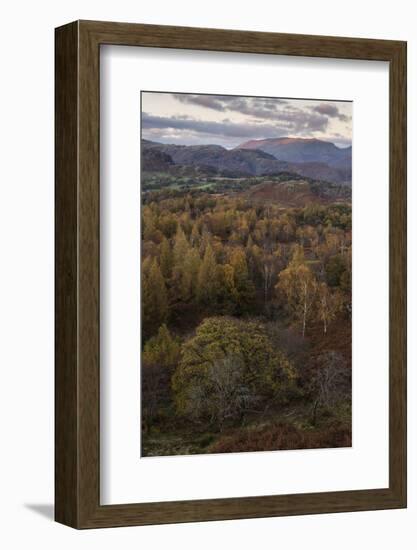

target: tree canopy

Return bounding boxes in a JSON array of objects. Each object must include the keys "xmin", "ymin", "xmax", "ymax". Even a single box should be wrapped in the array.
[{"xmin": 172, "ymin": 316, "xmax": 296, "ymax": 427}]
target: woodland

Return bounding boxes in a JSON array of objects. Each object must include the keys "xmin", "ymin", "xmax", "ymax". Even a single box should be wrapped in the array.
[{"xmin": 141, "ymin": 162, "xmax": 352, "ymax": 457}]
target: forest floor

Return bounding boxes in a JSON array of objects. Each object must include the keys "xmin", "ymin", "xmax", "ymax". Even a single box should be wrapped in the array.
[{"xmin": 141, "ymin": 399, "xmax": 351, "ymax": 457}]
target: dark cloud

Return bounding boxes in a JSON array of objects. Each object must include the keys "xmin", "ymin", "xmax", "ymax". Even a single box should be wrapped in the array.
[
  {"xmin": 142, "ymin": 108, "xmax": 329, "ymax": 147},
  {"xmin": 312, "ymin": 103, "xmax": 349, "ymax": 122},
  {"xmin": 142, "ymin": 112, "xmax": 283, "ymax": 138},
  {"xmin": 173, "ymin": 94, "xmax": 228, "ymax": 111},
  {"xmin": 173, "ymin": 94, "xmax": 287, "ymax": 119},
  {"xmin": 142, "ymin": 93, "xmax": 352, "ymax": 148}
]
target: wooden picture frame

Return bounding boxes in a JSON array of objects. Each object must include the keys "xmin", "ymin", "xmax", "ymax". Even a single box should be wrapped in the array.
[{"xmin": 55, "ymin": 20, "xmax": 407, "ymax": 529}]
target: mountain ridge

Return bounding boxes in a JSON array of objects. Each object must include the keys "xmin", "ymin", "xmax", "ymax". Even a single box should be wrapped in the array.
[
  {"xmin": 237, "ymin": 136, "xmax": 351, "ymax": 165},
  {"xmin": 142, "ymin": 138, "xmax": 351, "ymax": 185}
]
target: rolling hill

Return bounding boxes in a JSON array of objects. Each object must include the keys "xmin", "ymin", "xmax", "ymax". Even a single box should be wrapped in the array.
[
  {"xmin": 237, "ymin": 137, "xmax": 351, "ymax": 165},
  {"xmin": 142, "ymin": 140, "xmax": 292, "ymax": 177},
  {"xmin": 142, "ymin": 138, "xmax": 352, "ymax": 185},
  {"xmin": 237, "ymin": 137, "xmax": 351, "ymax": 182}
]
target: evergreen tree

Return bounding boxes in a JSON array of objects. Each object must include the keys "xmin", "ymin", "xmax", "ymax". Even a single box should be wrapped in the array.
[
  {"xmin": 197, "ymin": 243, "xmax": 219, "ymax": 306},
  {"xmin": 230, "ymin": 248, "xmax": 255, "ymax": 312},
  {"xmin": 159, "ymin": 237, "xmax": 173, "ymax": 280},
  {"xmin": 171, "ymin": 225, "xmax": 190, "ymax": 301},
  {"xmin": 173, "ymin": 225, "xmax": 189, "ymax": 265},
  {"xmin": 142, "ymin": 206, "xmax": 160, "ymax": 243},
  {"xmin": 190, "ymin": 223, "xmax": 200, "ymax": 247},
  {"xmin": 181, "ymin": 247, "xmax": 201, "ymax": 302},
  {"xmin": 142, "ymin": 324, "xmax": 181, "ymax": 367},
  {"xmin": 142, "ymin": 258, "xmax": 168, "ymax": 339}
]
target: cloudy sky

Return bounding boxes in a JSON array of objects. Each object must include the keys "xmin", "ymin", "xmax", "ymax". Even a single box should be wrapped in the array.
[{"xmin": 141, "ymin": 92, "xmax": 352, "ymax": 149}]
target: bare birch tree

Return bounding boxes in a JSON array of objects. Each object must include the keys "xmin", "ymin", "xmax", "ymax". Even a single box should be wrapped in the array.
[{"xmin": 276, "ymin": 246, "xmax": 317, "ymax": 337}]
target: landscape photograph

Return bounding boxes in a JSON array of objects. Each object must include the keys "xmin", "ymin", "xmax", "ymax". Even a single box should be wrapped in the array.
[{"xmin": 140, "ymin": 91, "xmax": 352, "ymax": 457}]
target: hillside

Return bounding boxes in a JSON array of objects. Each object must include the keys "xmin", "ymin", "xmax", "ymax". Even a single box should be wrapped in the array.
[
  {"xmin": 237, "ymin": 137, "xmax": 351, "ymax": 164},
  {"xmin": 142, "ymin": 139, "xmax": 292, "ymax": 177},
  {"xmin": 142, "ymin": 139, "xmax": 351, "ymax": 185},
  {"xmin": 237, "ymin": 137, "xmax": 352, "ymax": 182},
  {"xmin": 245, "ymin": 180, "xmax": 326, "ymax": 207}
]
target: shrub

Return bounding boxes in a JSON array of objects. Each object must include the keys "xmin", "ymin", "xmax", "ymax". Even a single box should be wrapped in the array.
[{"xmin": 209, "ymin": 422, "xmax": 351, "ymax": 453}]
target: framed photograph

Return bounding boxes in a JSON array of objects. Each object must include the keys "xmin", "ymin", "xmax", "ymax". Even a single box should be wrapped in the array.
[{"xmin": 55, "ymin": 20, "xmax": 406, "ymax": 528}]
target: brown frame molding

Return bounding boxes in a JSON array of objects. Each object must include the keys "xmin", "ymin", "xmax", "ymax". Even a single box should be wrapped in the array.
[{"xmin": 55, "ymin": 20, "xmax": 407, "ymax": 529}]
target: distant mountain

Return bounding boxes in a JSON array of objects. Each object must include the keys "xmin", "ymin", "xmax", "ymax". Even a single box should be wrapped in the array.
[
  {"xmin": 142, "ymin": 139, "xmax": 293, "ymax": 177},
  {"xmin": 142, "ymin": 139, "xmax": 351, "ymax": 184},
  {"xmin": 236, "ymin": 137, "xmax": 352, "ymax": 184},
  {"xmin": 238, "ymin": 137, "xmax": 351, "ymax": 164},
  {"xmin": 142, "ymin": 147, "xmax": 175, "ymax": 172}
]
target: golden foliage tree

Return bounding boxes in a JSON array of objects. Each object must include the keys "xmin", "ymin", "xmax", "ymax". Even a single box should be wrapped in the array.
[
  {"xmin": 181, "ymin": 247, "xmax": 201, "ymax": 302},
  {"xmin": 143, "ymin": 324, "xmax": 181, "ymax": 368},
  {"xmin": 159, "ymin": 237, "xmax": 173, "ymax": 280},
  {"xmin": 229, "ymin": 248, "xmax": 255, "ymax": 312},
  {"xmin": 317, "ymin": 282, "xmax": 343, "ymax": 334},
  {"xmin": 171, "ymin": 225, "xmax": 191, "ymax": 301},
  {"xmin": 276, "ymin": 246, "xmax": 317, "ymax": 337},
  {"xmin": 197, "ymin": 243, "xmax": 219, "ymax": 305},
  {"xmin": 142, "ymin": 257, "xmax": 168, "ymax": 339}
]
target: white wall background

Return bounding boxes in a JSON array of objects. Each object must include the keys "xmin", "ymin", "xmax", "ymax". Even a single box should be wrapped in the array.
[{"xmin": 0, "ymin": 0, "xmax": 414, "ymax": 547}]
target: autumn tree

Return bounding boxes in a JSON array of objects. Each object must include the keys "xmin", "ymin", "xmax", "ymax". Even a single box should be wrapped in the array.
[
  {"xmin": 245, "ymin": 236, "xmax": 257, "ymax": 281},
  {"xmin": 142, "ymin": 257, "xmax": 168, "ymax": 340},
  {"xmin": 142, "ymin": 205, "xmax": 163, "ymax": 243},
  {"xmin": 276, "ymin": 246, "xmax": 317, "ymax": 337},
  {"xmin": 302, "ymin": 203, "xmax": 325, "ymax": 225},
  {"xmin": 143, "ymin": 324, "xmax": 181, "ymax": 368},
  {"xmin": 317, "ymin": 282, "xmax": 343, "ymax": 334},
  {"xmin": 171, "ymin": 225, "xmax": 191, "ymax": 301},
  {"xmin": 173, "ymin": 225, "xmax": 189, "ymax": 265},
  {"xmin": 197, "ymin": 243, "xmax": 219, "ymax": 306},
  {"xmin": 159, "ymin": 237, "xmax": 173, "ymax": 280},
  {"xmin": 181, "ymin": 247, "xmax": 201, "ymax": 302},
  {"xmin": 324, "ymin": 227, "xmax": 345, "ymax": 255},
  {"xmin": 339, "ymin": 248, "xmax": 352, "ymax": 294},
  {"xmin": 199, "ymin": 228, "xmax": 212, "ymax": 257},
  {"xmin": 256, "ymin": 245, "xmax": 282, "ymax": 307},
  {"xmin": 172, "ymin": 317, "xmax": 296, "ymax": 428},
  {"xmin": 142, "ymin": 325, "xmax": 181, "ymax": 430},
  {"xmin": 190, "ymin": 223, "xmax": 200, "ymax": 247},
  {"xmin": 325, "ymin": 254, "xmax": 348, "ymax": 287},
  {"xmin": 309, "ymin": 351, "xmax": 350, "ymax": 424},
  {"xmin": 158, "ymin": 212, "xmax": 177, "ymax": 238},
  {"xmin": 219, "ymin": 263, "xmax": 237, "ymax": 309},
  {"xmin": 229, "ymin": 248, "xmax": 255, "ymax": 312},
  {"xmin": 142, "ymin": 205, "xmax": 156, "ymax": 241}
]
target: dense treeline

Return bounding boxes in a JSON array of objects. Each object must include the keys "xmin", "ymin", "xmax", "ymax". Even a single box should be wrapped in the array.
[{"xmin": 141, "ymin": 188, "xmax": 352, "ymax": 456}]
